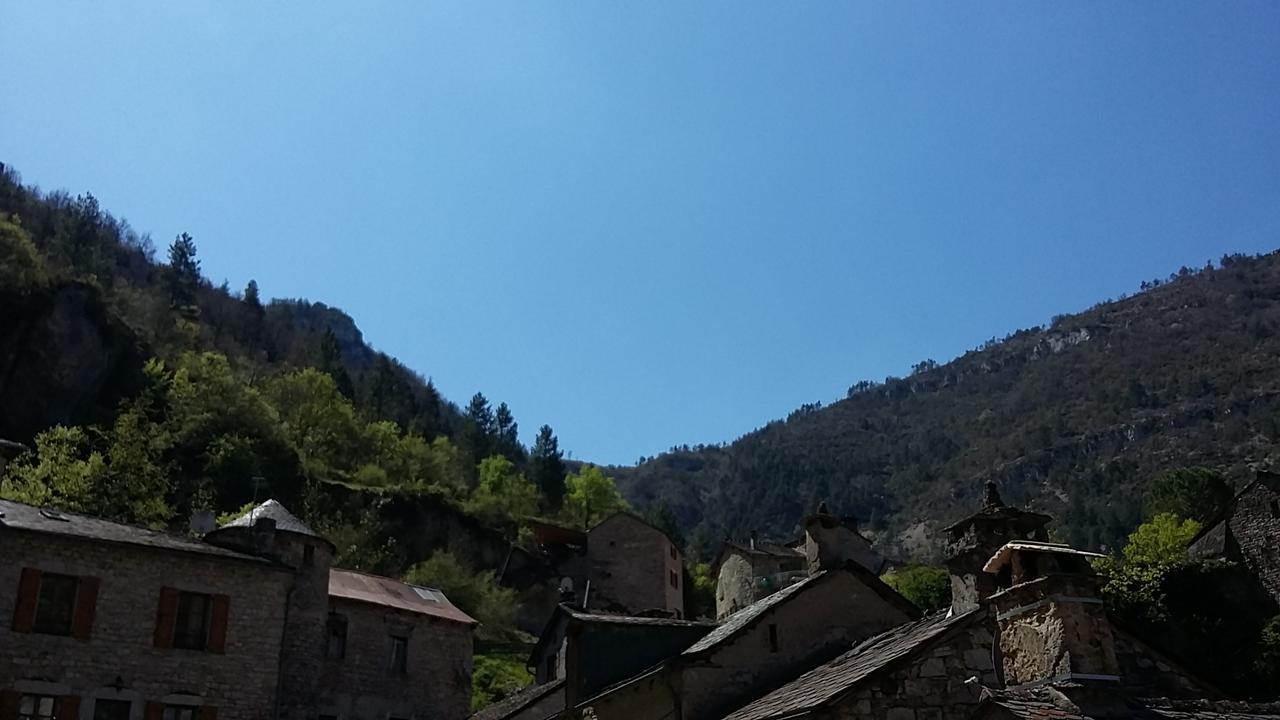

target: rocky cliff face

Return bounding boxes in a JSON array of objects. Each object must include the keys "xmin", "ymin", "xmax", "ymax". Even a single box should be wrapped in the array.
[{"xmin": 0, "ymin": 282, "xmax": 145, "ymax": 441}]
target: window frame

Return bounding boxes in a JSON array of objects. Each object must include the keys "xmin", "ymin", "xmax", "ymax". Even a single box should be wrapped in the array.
[
  {"xmin": 17, "ymin": 694, "xmax": 58, "ymax": 720},
  {"xmin": 172, "ymin": 591, "xmax": 213, "ymax": 651},
  {"xmin": 91, "ymin": 698, "xmax": 132, "ymax": 720},
  {"xmin": 32, "ymin": 572, "xmax": 79, "ymax": 636},
  {"xmin": 326, "ymin": 613, "xmax": 348, "ymax": 660},
  {"xmin": 388, "ymin": 635, "xmax": 408, "ymax": 675},
  {"xmin": 162, "ymin": 705, "xmax": 199, "ymax": 720}
]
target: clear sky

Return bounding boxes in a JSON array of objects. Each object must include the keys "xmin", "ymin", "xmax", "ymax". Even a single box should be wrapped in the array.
[{"xmin": 3, "ymin": 3, "xmax": 1279, "ymax": 465}]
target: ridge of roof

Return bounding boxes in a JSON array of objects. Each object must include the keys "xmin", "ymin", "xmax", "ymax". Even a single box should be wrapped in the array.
[
  {"xmin": 683, "ymin": 571, "xmax": 827, "ymax": 657},
  {"xmin": 0, "ymin": 498, "xmax": 276, "ymax": 565},
  {"xmin": 469, "ymin": 679, "xmax": 565, "ymax": 720},
  {"xmin": 329, "ymin": 567, "xmax": 476, "ymax": 625},
  {"xmin": 219, "ymin": 499, "xmax": 321, "ymax": 537},
  {"xmin": 723, "ymin": 608, "xmax": 985, "ymax": 720}
]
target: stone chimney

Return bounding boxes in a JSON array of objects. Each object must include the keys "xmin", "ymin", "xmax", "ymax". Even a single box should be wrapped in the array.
[
  {"xmin": 944, "ymin": 481, "xmax": 1052, "ymax": 612},
  {"xmin": 984, "ymin": 540, "xmax": 1120, "ymax": 689},
  {"xmin": 251, "ymin": 516, "xmax": 277, "ymax": 555},
  {"xmin": 803, "ymin": 502, "xmax": 883, "ymax": 574}
]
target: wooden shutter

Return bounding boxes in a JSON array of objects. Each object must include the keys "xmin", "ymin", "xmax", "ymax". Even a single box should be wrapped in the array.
[
  {"xmin": 197, "ymin": 706, "xmax": 217, "ymax": 720},
  {"xmin": 54, "ymin": 696, "xmax": 80, "ymax": 720},
  {"xmin": 12, "ymin": 567, "xmax": 42, "ymax": 632},
  {"xmin": 154, "ymin": 587, "xmax": 179, "ymax": 648},
  {"xmin": 0, "ymin": 690, "xmax": 21, "ymax": 720},
  {"xmin": 144, "ymin": 702, "xmax": 164, "ymax": 720},
  {"xmin": 71, "ymin": 577, "xmax": 100, "ymax": 641},
  {"xmin": 207, "ymin": 594, "xmax": 230, "ymax": 654}
]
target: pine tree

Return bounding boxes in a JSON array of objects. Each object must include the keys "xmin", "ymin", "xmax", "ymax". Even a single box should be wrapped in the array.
[
  {"xmin": 529, "ymin": 424, "xmax": 567, "ymax": 510},
  {"xmin": 167, "ymin": 232, "xmax": 201, "ymax": 311},
  {"xmin": 244, "ymin": 279, "xmax": 262, "ymax": 311},
  {"xmin": 494, "ymin": 402, "xmax": 522, "ymax": 460},
  {"xmin": 318, "ymin": 328, "xmax": 354, "ymax": 399}
]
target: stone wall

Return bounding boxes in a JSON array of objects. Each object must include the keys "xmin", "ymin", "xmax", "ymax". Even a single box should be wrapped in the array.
[
  {"xmin": 715, "ymin": 552, "xmax": 803, "ymax": 620},
  {"xmin": 683, "ymin": 572, "xmax": 915, "ymax": 720},
  {"xmin": 316, "ymin": 598, "xmax": 472, "ymax": 720},
  {"xmin": 586, "ymin": 515, "xmax": 681, "ymax": 617},
  {"xmin": 1, "ymin": 530, "xmax": 292, "ymax": 720},
  {"xmin": 1230, "ymin": 479, "xmax": 1280, "ymax": 604},
  {"xmin": 828, "ymin": 625, "xmax": 995, "ymax": 720}
]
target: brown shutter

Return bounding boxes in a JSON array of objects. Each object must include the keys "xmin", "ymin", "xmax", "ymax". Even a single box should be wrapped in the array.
[
  {"xmin": 12, "ymin": 567, "xmax": 42, "ymax": 632},
  {"xmin": 207, "ymin": 594, "xmax": 230, "ymax": 654},
  {"xmin": 55, "ymin": 695, "xmax": 80, "ymax": 720},
  {"xmin": 154, "ymin": 587, "xmax": 179, "ymax": 648},
  {"xmin": 144, "ymin": 702, "xmax": 164, "ymax": 720},
  {"xmin": 71, "ymin": 577, "xmax": 100, "ymax": 641},
  {"xmin": 197, "ymin": 706, "xmax": 217, "ymax": 720},
  {"xmin": 0, "ymin": 690, "xmax": 20, "ymax": 720}
]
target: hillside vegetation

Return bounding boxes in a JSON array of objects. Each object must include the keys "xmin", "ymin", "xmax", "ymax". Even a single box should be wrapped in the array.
[{"xmin": 614, "ymin": 250, "xmax": 1280, "ymax": 559}]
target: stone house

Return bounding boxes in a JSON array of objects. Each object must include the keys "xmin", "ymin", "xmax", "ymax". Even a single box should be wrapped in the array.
[
  {"xmin": 1, "ymin": 498, "xmax": 475, "ymax": 720},
  {"xmin": 525, "ymin": 513, "xmax": 685, "ymax": 620},
  {"xmin": 1189, "ymin": 470, "xmax": 1280, "ymax": 606},
  {"xmin": 715, "ymin": 486, "xmax": 1217, "ymax": 720},
  {"xmin": 971, "ymin": 541, "xmax": 1280, "ymax": 720},
  {"xmin": 568, "ymin": 562, "xmax": 921, "ymax": 720},
  {"xmin": 714, "ymin": 504, "xmax": 882, "ymax": 621},
  {"xmin": 480, "ymin": 608, "xmax": 715, "ymax": 720}
]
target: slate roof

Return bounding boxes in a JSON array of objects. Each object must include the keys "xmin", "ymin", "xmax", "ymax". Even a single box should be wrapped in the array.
[
  {"xmin": 564, "ymin": 608, "xmax": 716, "ymax": 628},
  {"xmin": 684, "ymin": 571, "xmax": 825, "ymax": 656},
  {"xmin": 329, "ymin": 568, "xmax": 476, "ymax": 625},
  {"xmin": 469, "ymin": 678, "xmax": 565, "ymax": 720},
  {"xmin": 220, "ymin": 499, "xmax": 322, "ymax": 537},
  {"xmin": 0, "ymin": 498, "xmax": 273, "ymax": 564},
  {"xmin": 722, "ymin": 608, "xmax": 982, "ymax": 720},
  {"xmin": 980, "ymin": 686, "xmax": 1280, "ymax": 720}
]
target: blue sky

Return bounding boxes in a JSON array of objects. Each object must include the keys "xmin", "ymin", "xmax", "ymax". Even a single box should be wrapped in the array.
[{"xmin": 3, "ymin": 3, "xmax": 1279, "ymax": 465}]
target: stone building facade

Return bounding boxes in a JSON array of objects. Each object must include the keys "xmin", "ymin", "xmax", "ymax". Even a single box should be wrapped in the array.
[
  {"xmin": 570, "ymin": 565, "xmax": 920, "ymax": 720},
  {"xmin": 1, "ymin": 499, "xmax": 475, "ymax": 720},
  {"xmin": 1189, "ymin": 470, "xmax": 1280, "ymax": 606},
  {"xmin": 713, "ymin": 540, "xmax": 805, "ymax": 620},
  {"xmin": 525, "ymin": 513, "xmax": 685, "ymax": 620}
]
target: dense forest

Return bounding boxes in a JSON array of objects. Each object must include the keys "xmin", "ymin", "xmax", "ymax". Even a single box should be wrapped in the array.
[{"xmin": 613, "ymin": 250, "xmax": 1280, "ymax": 559}]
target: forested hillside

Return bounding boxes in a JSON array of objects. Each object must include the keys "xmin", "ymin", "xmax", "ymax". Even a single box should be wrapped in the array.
[
  {"xmin": 615, "ymin": 250, "xmax": 1280, "ymax": 559},
  {"xmin": 0, "ymin": 164, "xmax": 635, "ymax": 588}
]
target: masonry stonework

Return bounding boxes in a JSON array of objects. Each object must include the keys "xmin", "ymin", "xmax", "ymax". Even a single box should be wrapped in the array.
[{"xmin": 1, "ymin": 531, "xmax": 292, "ymax": 720}]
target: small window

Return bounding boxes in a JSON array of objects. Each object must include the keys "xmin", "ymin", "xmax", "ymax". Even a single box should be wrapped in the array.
[
  {"xmin": 18, "ymin": 695, "xmax": 57, "ymax": 720},
  {"xmin": 162, "ymin": 706, "xmax": 197, "ymax": 720},
  {"xmin": 669, "ymin": 570, "xmax": 679, "ymax": 589},
  {"xmin": 389, "ymin": 635, "xmax": 408, "ymax": 674},
  {"xmin": 303, "ymin": 544, "xmax": 315, "ymax": 566},
  {"xmin": 326, "ymin": 614, "xmax": 348, "ymax": 660},
  {"xmin": 92, "ymin": 699, "xmax": 131, "ymax": 720},
  {"xmin": 318, "ymin": 715, "xmax": 338, "ymax": 720},
  {"xmin": 1270, "ymin": 500, "xmax": 1279, "ymax": 518},
  {"xmin": 173, "ymin": 591, "xmax": 212, "ymax": 650},
  {"xmin": 33, "ymin": 573, "xmax": 79, "ymax": 635},
  {"xmin": 768, "ymin": 623, "xmax": 779, "ymax": 653},
  {"xmin": 545, "ymin": 655, "xmax": 556, "ymax": 680},
  {"xmin": 670, "ymin": 545, "xmax": 678, "ymax": 560}
]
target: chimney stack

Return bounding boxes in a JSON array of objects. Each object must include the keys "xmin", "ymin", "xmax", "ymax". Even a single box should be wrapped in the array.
[
  {"xmin": 944, "ymin": 481, "xmax": 1052, "ymax": 612},
  {"xmin": 803, "ymin": 502, "xmax": 883, "ymax": 574},
  {"xmin": 984, "ymin": 541, "xmax": 1119, "ymax": 688},
  {"xmin": 252, "ymin": 516, "xmax": 277, "ymax": 556}
]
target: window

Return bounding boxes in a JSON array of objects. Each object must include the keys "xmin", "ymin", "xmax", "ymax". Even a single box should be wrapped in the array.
[
  {"xmin": 18, "ymin": 695, "xmax": 57, "ymax": 720},
  {"xmin": 669, "ymin": 570, "xmax": 679, "ymax": 589},
  {"xmin": 545, "ymin": 655, "xmax": 556, "ymax": 680},
  {"xmin": 318, "ymin": 715, "xmax": 338, "ymax": 720},
  {"xmin": 388, "ymin": 636, "xmax": 408, "ymax": 674},
  {"xmin": 768, "ymin": 623, "xmax": 779, "ymax": 653},
  {"xmin": 1271, "ymin": 500, "xmax": 1279, "ymax": 518},
  {"xmin": 326, "ymin": 614, "xmax": 348, "ymax": 660},
  {"xmin": 173, "ymin": 592, "xmax": 212, "ymax": 650},
  {"xmin": 33, "ymin": 573, "xmax": 79, "ymax": 635},
  {"xmin": 92, "ymin": 699, "xmax": 131, "ymax": 720},
  {"xmin": 670, "ymin": 545, "xmax": 678, "ymax": 560},
  {"xmin": 303, "ymin": 544, "xmax": 315, "ymax": 566},
  {"xmin": 162, "ymin": 706, "xmax": 197, "ymax": 720}
]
